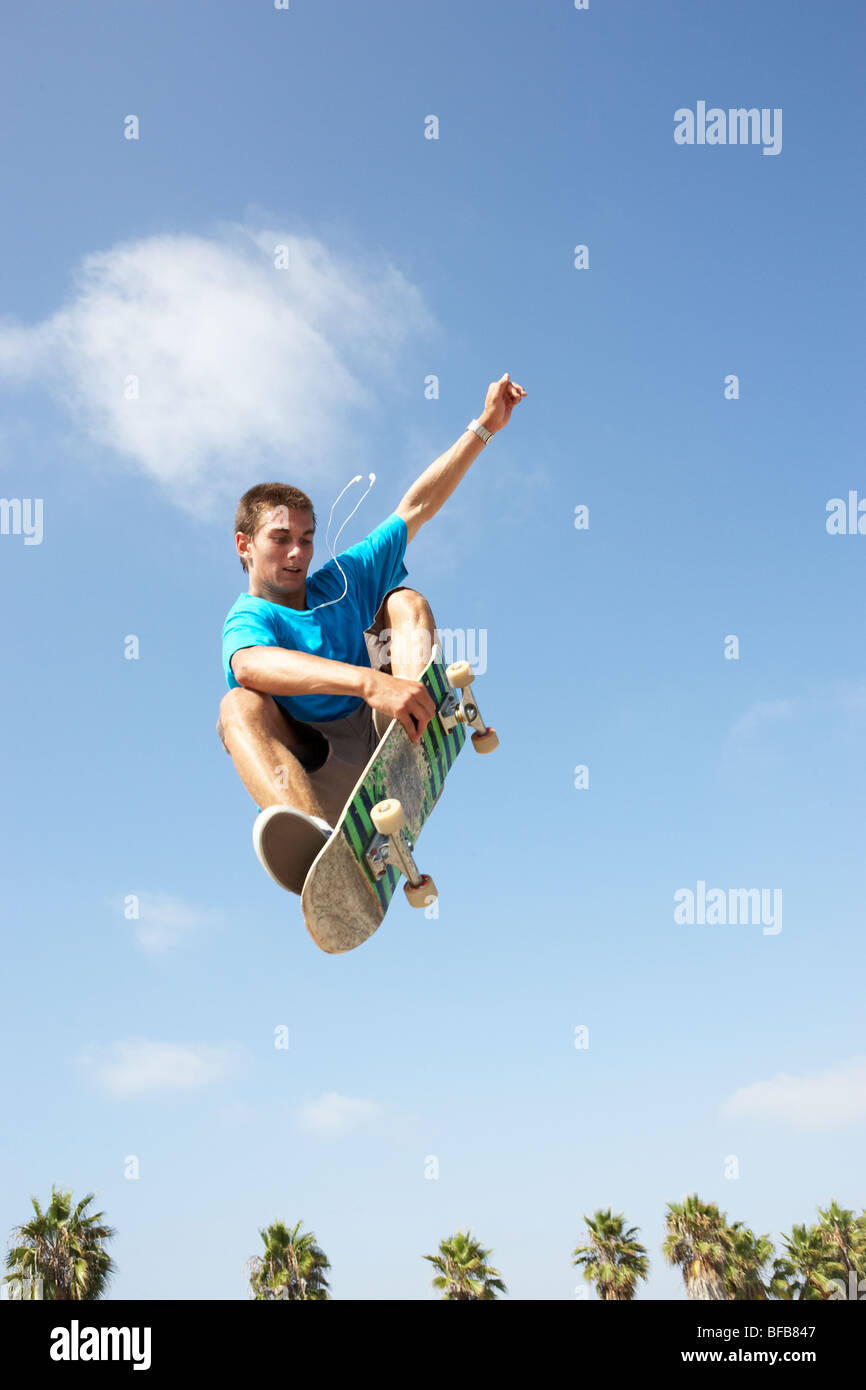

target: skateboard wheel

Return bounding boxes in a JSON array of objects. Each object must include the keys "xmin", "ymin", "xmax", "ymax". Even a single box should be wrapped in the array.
[
  {"xmin": 405, "ymin": 874, "xmax": 437, "ymax": 909},
  {"xmin": 445, "ymin": 660, "xmax": 473, "ymax": 689},
  {"xmin": 471, "ymin": 726, "xmax": 499, "ymax": 754},
  {"xmin": 371, "ymin": 798, "xmax": 406, "ymax": 835}
]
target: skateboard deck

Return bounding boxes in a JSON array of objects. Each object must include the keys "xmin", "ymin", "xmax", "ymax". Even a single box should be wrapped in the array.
[{"xmin": 300, "ymin": 651, "xmax": 466, "ymax": 953}]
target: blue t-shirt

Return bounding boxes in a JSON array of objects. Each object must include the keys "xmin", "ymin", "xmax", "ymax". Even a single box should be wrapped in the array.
[{"xmin": 222, "ymin": 511, "xmax": 409, "ymax": 722}]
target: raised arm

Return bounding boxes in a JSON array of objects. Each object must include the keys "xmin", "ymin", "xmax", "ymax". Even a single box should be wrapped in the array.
[{"xmin": 395, "ymin": 373, "xmax": 526, "ymax": 542}]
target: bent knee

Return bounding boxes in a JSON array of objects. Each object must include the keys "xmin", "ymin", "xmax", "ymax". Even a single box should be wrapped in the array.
[
  {"xmin": 385, "ymin": 585, "xmax": 425, "ymax": 609},
  {"xmin": 220, "ymin": 686, "xmax": 259, "ymax": 718},
  {"xmin": 217, "ymin": 687, "xmax": 270, "ymax": 743},
  {"xmin": 383, "ymin": 586, "xmax": 433, "ymax": 622}
]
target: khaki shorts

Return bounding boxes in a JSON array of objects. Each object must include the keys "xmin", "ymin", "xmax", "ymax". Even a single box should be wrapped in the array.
[{"xmin": 272, "ymin": 586, "xmax": 407, "ymax": 825}]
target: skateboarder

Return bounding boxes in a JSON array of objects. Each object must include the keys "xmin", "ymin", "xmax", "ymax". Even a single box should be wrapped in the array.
[{"xmin": 218, "ymin": 372, "xmax": 526, "ymax": 892}]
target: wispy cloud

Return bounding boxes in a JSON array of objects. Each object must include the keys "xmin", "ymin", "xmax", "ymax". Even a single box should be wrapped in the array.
[
  {"xmin": 727, "ymin": 682, "xmax": 866, "ymax": 748},
  {"xmin": 295, "ymin": 1091, "xmax": 386, "ymax": 1137},
  {"xmin": 0, "ymin": 224, "xmax": 433, "ymax": 515},
  {"xmin": 115, "ymin": 891, "xmax": 217, "ymax": 953},
  {"xmin": 721, "ymin": 1057, "xmax": 866, "ymax": 1131},
  {"xmin": 728, "ymin": 698, "xmax": 798, "ymax": 743},
  {"xmin": 82, "ymin": 1039, "xmax": 241, "ymax": 1097}
]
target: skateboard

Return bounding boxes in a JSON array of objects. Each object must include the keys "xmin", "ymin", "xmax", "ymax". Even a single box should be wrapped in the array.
[{"xmin": 300, "ymin": 645, "xmax": 498, "ymax": 953}]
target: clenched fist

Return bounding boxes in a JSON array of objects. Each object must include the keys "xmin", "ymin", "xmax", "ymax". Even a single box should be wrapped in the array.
[{"xmin": 478, "ymin": 372, "xmax": 527, "ymax": 434}]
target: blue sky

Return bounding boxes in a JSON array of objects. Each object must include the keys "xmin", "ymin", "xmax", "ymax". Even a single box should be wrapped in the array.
[{"xmin": 1, "ymin": 0, "xmax": 865, "ymax": 1300}]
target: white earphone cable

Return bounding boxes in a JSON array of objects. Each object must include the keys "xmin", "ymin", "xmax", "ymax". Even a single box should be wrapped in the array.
[{"xmin": 308, "ymin": 472, "xmax": 376, "ymax": 613}]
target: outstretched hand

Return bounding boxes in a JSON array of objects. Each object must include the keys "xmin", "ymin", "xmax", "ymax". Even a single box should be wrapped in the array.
[{"xmin": 479, "ymin": 372, "xmax": 527, "ymax": 434}]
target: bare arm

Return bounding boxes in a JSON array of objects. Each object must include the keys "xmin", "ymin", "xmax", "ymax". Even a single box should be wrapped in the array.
[
  {"xmin": 232, "ymin": 646, "xmax": 372, "ymax": 700},
  {"xmin": 395, "ymin": 372, "xmax": 526, "ymax": 542},
  {"xmin": 231, "ymin": 646, "xmax": 436, "ymax": 745}
]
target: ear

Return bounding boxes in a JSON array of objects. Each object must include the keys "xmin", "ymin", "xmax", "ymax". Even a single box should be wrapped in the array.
[{"xmin": 236, "ymin": 531, "xmax": 253, "ymax": 569}]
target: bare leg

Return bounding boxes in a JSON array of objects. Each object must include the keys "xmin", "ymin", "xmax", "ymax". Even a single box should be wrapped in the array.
[
  {"xmin": 382, "ymin": 588, "xmax": 437, "ymax": 679},
  {"xmin": 217, "ymin": 688, "xmax": 329, "ymax": 818}
]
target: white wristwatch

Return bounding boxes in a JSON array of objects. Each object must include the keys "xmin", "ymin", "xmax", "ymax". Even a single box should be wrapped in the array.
[{"xmin": 467, "ymin": 417, "xmax": 493, "ymax": 444}]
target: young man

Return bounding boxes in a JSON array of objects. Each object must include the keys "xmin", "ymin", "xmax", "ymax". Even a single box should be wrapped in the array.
[{"xmin": 218, "ymin": 372, "xmax": 526, "ymax": 892}]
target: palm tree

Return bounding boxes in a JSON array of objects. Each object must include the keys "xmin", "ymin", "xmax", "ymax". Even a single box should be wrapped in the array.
[
  {"xmin": 724, "ymin": 1223, "xmax": 774, "ymax": 1300},
  {"xmin": 4, "ymin": 1186, "xmax": 116, "ymax": 1300},
  {"xmin": 770, "ymin": 1222, "xmax": 843, "ymax": 1300},
  {"xmin": 423, "ymin": 1231, "xmax": 506, "ymax": 1300},
  {"xmin": 246, "ymin": 1220, "xmax": 330, "ymax": 1300},
  {"xmin": 852, "ymin": 1209, "xmax": 866, "ymax": 1283},
  {"xmin": 572, "ymin": 1209, "xmax": 649, "ymax": 1300},
  {"xmin": 816, "ymin": 1201, "xmax": 866, "ymax": 1294},
  {"xmin": 663, "ymin": 1195, "xmax": 732, "ymax": 1300}
]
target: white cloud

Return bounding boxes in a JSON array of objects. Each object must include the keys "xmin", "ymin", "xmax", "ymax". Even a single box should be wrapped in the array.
[
  {"xmin": 83, "ymin": 1039, "xmax": 240, "ymax": 1097},
  {"xmin": 295, "ymin": 1091, "xmax": 385, "ymax": 1136},
  {"xmin": 727, "ymin": 683, "xmax": 866, "ymax": 747},
  {"xmin": 0, "ymin": 224, "xmax": 433, "ymax": 514},
  {"xmin": 728, "ymin": 698, "xmax": 798, "ymax": 743},
  {"xmin": 120, "ymin": 892, "xmax": 216, "ymax": 953},
  {"xmin": 721, "ymin": 1057, "xmax": 866, "ymax": 1131}
]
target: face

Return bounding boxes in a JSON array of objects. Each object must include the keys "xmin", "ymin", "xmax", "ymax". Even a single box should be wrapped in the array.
[{"xmin": 239, "ymin": 505, "xmax": 315, "ymax": 605}]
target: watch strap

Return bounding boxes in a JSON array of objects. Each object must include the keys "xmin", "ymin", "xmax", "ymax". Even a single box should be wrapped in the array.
[{"xmin": 467, "ymin": 417, "xmax": 493, "ymax": 444}]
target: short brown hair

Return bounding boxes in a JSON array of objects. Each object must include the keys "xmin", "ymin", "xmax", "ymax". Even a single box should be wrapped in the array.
[{"xmin": 234, "ymin": 483, "xmax": 316, "ymax": 572}]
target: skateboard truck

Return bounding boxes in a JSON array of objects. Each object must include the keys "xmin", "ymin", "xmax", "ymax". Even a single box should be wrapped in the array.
[
  {"xmin": 368, "ymin": 800, "xmax": 437, "ymax": 908},
  {"xmin": 439, "ymin": 661, "xmax": 500, "ymax": 753}
]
